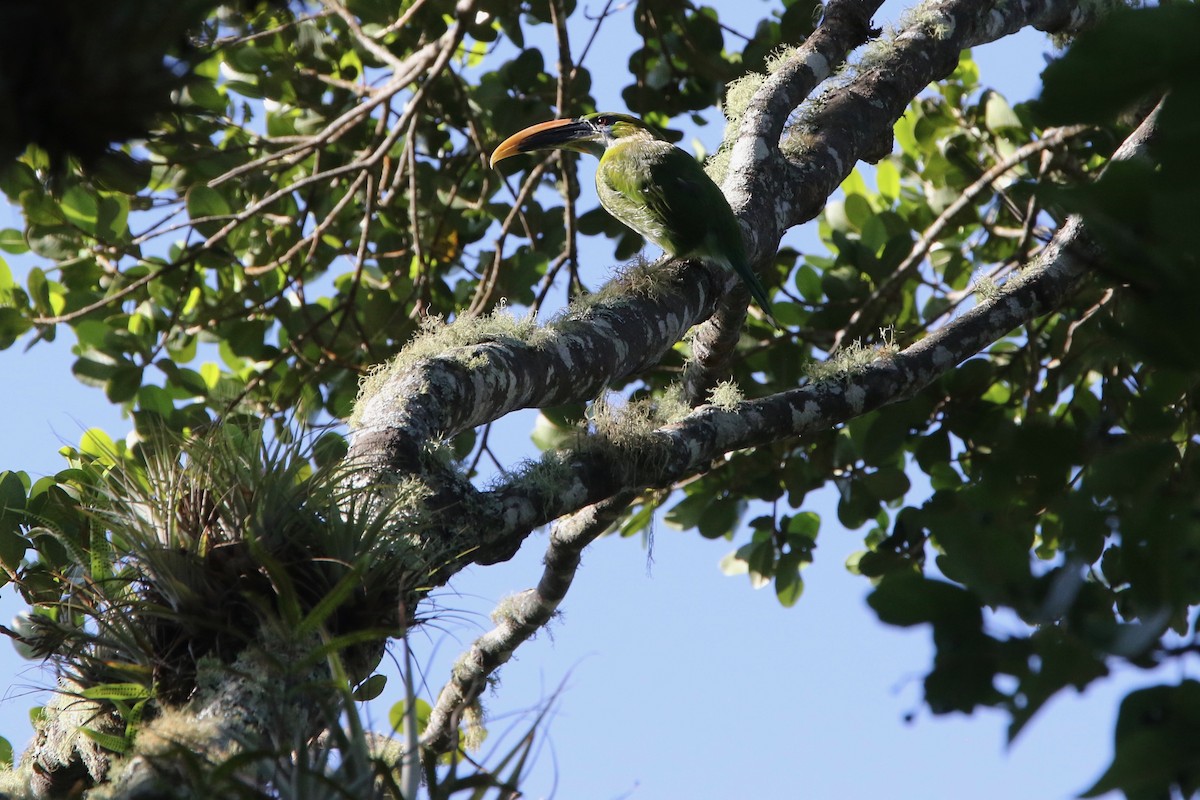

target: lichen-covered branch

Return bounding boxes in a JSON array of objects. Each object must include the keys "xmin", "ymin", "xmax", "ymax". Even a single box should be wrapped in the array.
[
  {"xmin": 467, "ymin": 95, "xmax": 1162, "ymax": 560},
  {"xmin": 483, "ymin": 216, "xmax": 1098, "ymax": 549},
  {"xmin": 345, "ymin": 0, "xmax": 1129, "ymax": 579},
  {"xmin": 722, "ymin": 0, "xmax": 882, "ymax": 261},
  {"xmin": 338, "ymin": 8, "xmax": 1145, "ymax": 742},
  {"xmin": 686, "ymin": 0, "xmax": 1109, "ymax": 399},
  {"xmin": 420, "ymin": 491, "xmax": 636, "ymax": 755},
  {"xmin": 683, "ymin": 0, "xmax": 884, "ymax": 401},
  {"xmin": 12, "ymin": 641, "xmax": 334, "ymax": 799},
  {"xmin": 770, "ymin": 0, "xmax": 1104, "ymax": 233},
  {"xmin": 348, "ymin": 264, "xmax": 724, "ymax": 479}
]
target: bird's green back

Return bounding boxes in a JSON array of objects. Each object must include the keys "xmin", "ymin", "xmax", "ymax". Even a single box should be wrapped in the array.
[{"xmin": 596, "ymin": 137, "xmax": 747, "ymax": 271}]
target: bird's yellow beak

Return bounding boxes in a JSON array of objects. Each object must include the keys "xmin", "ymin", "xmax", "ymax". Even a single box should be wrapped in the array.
[{"xmin": 489, "ymin": 118, "xmax": 597, "ymax": 168}]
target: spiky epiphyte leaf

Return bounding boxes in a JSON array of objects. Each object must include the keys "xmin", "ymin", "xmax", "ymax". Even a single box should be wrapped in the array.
[{"xmin": 12, "ymin": 424, "xmax": 425, "ymax": 708}]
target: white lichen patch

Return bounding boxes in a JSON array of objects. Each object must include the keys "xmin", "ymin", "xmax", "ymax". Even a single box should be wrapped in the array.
[
  {"xmin": 767, "ymin": 44, "xmax": 802, "ymax": 75},
  {"xmin": 932, "ymin": 345, "xmax": 955, "ymax": 368},
  {"xmin": 807, "ymin": 329, "xmax": 898, "ymax": 380},
  {"xmin": 803, "ymin": 50, "xmax": 831, "ymax": 79},
  {"xmin": 589, "ymin": 391, "xmax": 665, "ymax": 444},
  {"xmin": 350, "ymin": 305, "xmax": 545, "ymax": 428},
  {"xmin": 704, "ymin": 146, "xmax": 733, "ymax": 184},
  {"xmin": 973, "ymin": 274, "xmax": 999, "ymax": 302},
  {"xmin": 461, "ymin": 702, "xmax": 487, "ymax": 751},
  {"xmin": 490, "ymin": 590, "xmax": 538, "ymax": 625},
  {"xmin": 845, "ymin": 382, "xmax": 867, "ymax": 413},
  {"xmin": 576, "ymin": 387, "xmax": 688, "ymax": 476},
  {"xmin": 899, "ymin": 5, "xmax": 954, "ymax": 40},
  {"xmin": 709, "ymin": 380, "xmax": 744, "ymax": 411},
  {"xmin": 566, "ymin": 256, "xmax": 682, "ymax": 317},
  {"xmin": 826, "ymin": 144, "xmax": 846, "ymax": 176},
  {"xmin": 987, "ymin": 9, "xmax": 1006, "ymax": 36},
  {"xmin": 791, "ymin": 399, "xmax": 822, "ymax": 430},
  {"xmin": 723, "ymin": 73, "xmax": 765, "ymax": 123}
]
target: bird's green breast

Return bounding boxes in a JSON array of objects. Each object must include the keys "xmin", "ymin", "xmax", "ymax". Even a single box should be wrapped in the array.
[
  {"xmin": 595, "ymin": 138, "xmax": 676, "ymax": 252},
  {"xmin": 595, "ymin": 137, "xmax": 743, "ymax": 266}
]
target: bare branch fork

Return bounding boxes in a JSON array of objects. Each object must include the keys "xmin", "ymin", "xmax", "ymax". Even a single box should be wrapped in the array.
[{"xmin": 348, "ymin": 0, "xmax": 1126, "ymax": 756}]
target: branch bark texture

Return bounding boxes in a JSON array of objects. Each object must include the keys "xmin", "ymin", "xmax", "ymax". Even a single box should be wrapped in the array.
[
  {"xmin": 342, "ymin": 0, "xmax": 1149, "ymax": 760},
  {"xmin": 349, "ymin": 0, "xmax": 1111, "ymax": 562}
]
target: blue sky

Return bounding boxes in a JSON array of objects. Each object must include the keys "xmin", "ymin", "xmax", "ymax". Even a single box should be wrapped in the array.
[{"xmin": 0, "ymin": 3, "xmax": 1146, "ymax": 797}]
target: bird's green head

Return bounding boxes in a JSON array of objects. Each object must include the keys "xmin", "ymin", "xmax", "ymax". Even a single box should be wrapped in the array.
[{"xmin": 490, "ymin": 112, "xmax": 660, "ymax": 167}]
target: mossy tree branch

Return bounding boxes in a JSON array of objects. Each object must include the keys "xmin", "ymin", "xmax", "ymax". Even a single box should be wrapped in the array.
[
  {"xmin": 349, "ymin": 0, "xmax": 1119, "ymax": 566},
  {"xmin": 346, "ymin": 0, "xmax": 1139, "ymax": 765}
]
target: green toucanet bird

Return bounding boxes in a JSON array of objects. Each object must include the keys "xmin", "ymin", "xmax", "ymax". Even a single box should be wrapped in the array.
[{"xmin": 490, "ymin": 112, "xmax": 778, "ymax": 325}]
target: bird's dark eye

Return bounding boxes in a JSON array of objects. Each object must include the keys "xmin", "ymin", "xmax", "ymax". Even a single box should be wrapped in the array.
[{"xmin": 595, "ymin": 115, "xmax": 611, "ymax": 126}]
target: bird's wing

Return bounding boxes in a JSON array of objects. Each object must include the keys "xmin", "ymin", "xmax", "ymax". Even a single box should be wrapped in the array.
[
  {"xmin": 642, "ymin": 146, "xmax": 729, "ymax": 257},
  {"xmin": 598, "ymin": 141, "xmax": 779, "ymax": 324},
  {"xmin": 597, "ymin": 141, "xmax": 718, "ymax": 256},
  {"xmin": 644, "ymin": 149, "xmax": 779, "ymax": 324}
]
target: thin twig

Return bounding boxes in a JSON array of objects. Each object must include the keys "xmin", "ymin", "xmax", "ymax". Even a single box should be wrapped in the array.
[
  {"xmin": 323, "ymin": 0, "xmax": 409, "ymax": 72},
  {"xmin": 406, "ymin": 115, "xmax": 429, "ymax": 318},
  {"xmin": 466, "ymin": 159, "xmax": 552, "ymax": 317},
  {"xmin": 420, "ymin": 491, "xmax": 637, "ymax": 755},
  {"xmin": 576, "ymin": 0, "xmax": 617, "ymax": 67},
  {"xmin": 831, "ymin": 124, "xmax": 1090, "ymax": 351}
]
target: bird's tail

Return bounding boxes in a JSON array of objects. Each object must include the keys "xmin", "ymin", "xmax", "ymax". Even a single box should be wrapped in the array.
[{"xmin": 736, "ymin": 261, "xmax": 782, "ymax": 330}]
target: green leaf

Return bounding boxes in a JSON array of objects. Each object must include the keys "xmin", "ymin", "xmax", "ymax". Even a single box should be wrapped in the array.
[
  {"xmin": 982, "ymin": 91, "xmax": 1021, "ymax": 133},
  {"xmin": 618, "ymin": 502, "xmax": 655, "ymax": 538},
  {"xmin": 136, "ymin": 385, "xmax": 175, "ymax": 417},
  {"xmin": 719, "ymin": 548, "xmax": 749, "ymax": 576},
  {"xmin": 663, "ymin": 492, "xmax": 709, "ymax": 531},
  {"xmin": 0, "ymin": 735, "xmax": 11, "ymax": 769},
  {"xmin": 91, "ymin": 151, "xmax": 152, "ymax": 194},
  {"xmin": 530, "ymin": 411, "xmax": 576, "ymax": 451},
  {"xmin": 95, "ymin": 194, "xmax": 130, "ymax": 242},
  {"xmin": 79, "ymin": 429, "xmax": 118, "ymax": 461},
  {"xmin": 78, "ymin": 727, "xmax": 129, "ymax": 754},
  {"xmin": 295, "ymin": 561, "xmax": 366, "ymax": 636},
  {"xmin": 774, "ymin": 551, "xmax": 805, "ymax": 607},
  {"xmin": 868, "ymin": 572, "xmax": 981, "ymax": 629},
  {"xmin": 352, "ymin": 673, "xmax": 387, "ymax": 702},
  {"xmin": 25, "ymin": 225, "xmax": 79, "ymax": 260},
  {"xmin": 106, "ymin": 364, "xmax": 144, "ymax": 404},
  {"xmin": 793, "ymin": 264, "xmax": 822, "ymax": 301},
  {"xmin": 313, "ymin": 431, "xmax": 348, "ymax": 468},
  {"xmin": 0, "ymin": 229, "xmax": 28, "ymax": 254},
  {"xmin": 745, "ymin": 539, "xmax": 775, "ymax": 588},
  {"xmin": 0, "ymin": 470, "xmax": 29, "ymax": 574},
  {"xmin": 1081, "ymin": 682, "xmax": 1200, "ymax": 798},
  {"xmin": 60, "ymin": 186, "xmax": 100, "ymax": 234},
  {"xmin": 72, "ymin": 353, "xmax": 118, "ymax": 388},
  {"xmin": 875, "ymin": 160, "xmax": 900, "ymax": 200},
  {"xmin": 1008, "ymin": 628, "xmax": 1107, "ymax": 743},
  {"xmin": 843, "ymin": 193, "xmax": 873, "ymax": 231},
  {"xmin": 1037, "ymin": 6, "xmax": 1200, "ymax": 125},
  {"xmin": 26, "ymin": 267, "xmax": 50, "ymax": 311},
  {"xmin": 388, "ymin": 697, "xmax": 432, "ymax": 735},
  {"xmin": 785, "ymin": 511, "xmax": 819, "ymax": 542},
  {"xmin": 81, "ymin": 683, "xmax": 153, "ymax": 701},
  {"xmin": 863, "ymin": 467, "xmax": 911, "ymax": 502},
  {"xmin": 697, "ymin": 496, "xmax": 743, "ymax": 539},
  {"xmin": 186, "ymin": 186, "xmax": 233, "ymax": 236},
  {"xmin": 824, "ymin": 200, "xmax": 851, "ymax": 233},
  {"xmin": 0, "ymin": 307, "xmax": 31, "ymax": 350}
]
